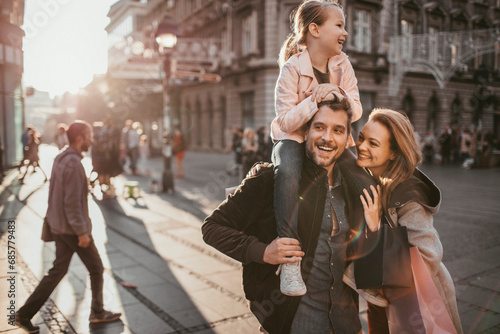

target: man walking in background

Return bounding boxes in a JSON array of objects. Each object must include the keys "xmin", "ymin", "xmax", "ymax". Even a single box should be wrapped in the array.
[{"xmin": 15, "ymin": 121, "xmax": 121, "ymax": 333}]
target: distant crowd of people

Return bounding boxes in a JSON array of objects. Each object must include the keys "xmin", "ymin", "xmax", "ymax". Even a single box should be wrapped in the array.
[
  {"xmin": 419, "ymin": 125, "xmax": 497, "ymax": 168},
  {"xmin": 229, "ymin": 126, "xmax": 273, "ymax": 179}
]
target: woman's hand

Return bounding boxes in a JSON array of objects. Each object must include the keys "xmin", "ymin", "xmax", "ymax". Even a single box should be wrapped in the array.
[
  {"xmin": 246, "ymin": 162, "xmax": 271, "ymax": 178},
  {"xmin": 360, "ymin": 185, "xmax": 382, "ymax": 232},
  {"xmin": 306, "ymin": 84, "xmax": 342, "ymax": 103}
]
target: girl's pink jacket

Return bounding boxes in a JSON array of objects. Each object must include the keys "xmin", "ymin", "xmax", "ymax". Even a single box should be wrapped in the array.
[{"xmin": 271, "ymin": 49, "xmax": 362, "ymax": 145}]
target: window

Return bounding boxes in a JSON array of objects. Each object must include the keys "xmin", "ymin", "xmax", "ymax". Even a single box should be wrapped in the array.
[
  {"xmin": 402, "ymin": 88, "xmax": 415, "ymax": 122},
  {"xmin": 428, "ymin": 26, "xmax": 439, "ymax": 63},
  {"xmin": 352, "ymin": 91, "xmax": 374, "ymax": 138},
  {"xmin": 222, "ymin": 29, "xmax": 231, "ymax": 66},
  {"xmin": 108, "ymin": 16, "xmax": 133, "ymax": 49},
  {"xmin": 451, "ymin": 43, "xmax": 458, "ymax": 65},
  {"xmin": 241, "ymin": 92, "xmax": 255, "ymax": 129},
  {"xmin": 242, "ymin": 11, "xmax": 258, "ymax": 56},
  {"xmin": 5, "ymin": 45, "xmax": 14, "ymax": 63},
  {"xmin": 401, "ymin": 20, "xmax": 414, "ymax": 35},
  {"xmin": 428, "ymin": 26, "xmax": 439, "ymax": 35},
  {"xmin": 450, "ymin": 94, "xmax": 462, "ymax": 127},
  {"xmin": 427, "ymin": 91, "xmax": 440, "ymax": 131},
  {"xmin": 401, "ymin": 20, "xmax": 414, "ymax": 60},
  {"xmin": 475, "ymin": 36, "xmax": 485, "ymax": 69},
  {"xmin": 353, "ymin": 10, "xmax": 372, "ymax": 53}
]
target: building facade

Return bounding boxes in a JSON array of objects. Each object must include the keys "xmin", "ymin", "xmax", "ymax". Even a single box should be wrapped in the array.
[
  {"xmin": 0, "ymin": 0, "xmax": 25, "ymax": 167},
  {"xmin": 107, "ymin": 0, "xmax": 500, "ymax": 152}
]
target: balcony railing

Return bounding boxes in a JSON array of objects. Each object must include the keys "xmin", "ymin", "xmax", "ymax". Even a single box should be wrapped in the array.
[{"xmin": 388, "ymin": 28, "xmax": 500, "ymax": 96}]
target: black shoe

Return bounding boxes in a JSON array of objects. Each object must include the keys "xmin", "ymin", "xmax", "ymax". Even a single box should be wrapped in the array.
[
  {"xmin": 14, "ymin": 313, "xmax": 40, "ymax": 333},
  {"xmin": 89, "ymin": 310, "xmax": 121, "ymax": 324}
]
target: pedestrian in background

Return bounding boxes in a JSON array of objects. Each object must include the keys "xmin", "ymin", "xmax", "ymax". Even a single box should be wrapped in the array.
[
  {"xmin": 451, "ymin": 125, "xmax": 460, "ymax": 164},
  {"xmin": 20, "ymin": 125, "xmax": 33, "ymax": 166},
  {"xmin": 439, "ymin": 125, "xmax": 452, "ymax": 165},
  {"xmin": 120, "ymin": 119, "xmax": 132, "ymax": 167},
  {"xmin": 172, "ymin": 128, "xmax": 187, "ymax": 178},
  {"xmin": 91, "ymin": 119, "xmax": 122, "ymax": 197},
  {"xmin": 356, "ymin": 109, "xmax": 463, "ymax": 334},
  {"xmin": 459, "ymin": 127, "xmax": 472, "ymax": 163},
  {"xmin": 271, "ymin": 0, "xmax": 364, "ymax": 296},
  {"xmin": 228, "ymin": 126, "xmax": 243, "ymax": 177},
  {"xmin": 54, "ymin": 123, "xmax": 69, "ymax": 150},
  {"xmin": 19, "ymin": 128, "xmax": 48, "ymax": 182},
  {"xmin": 422, "ymin": 129, "xmax": 437, "ymax": 164},
  {"xmin": 138, "ymin": 133, "xmax": 151, "ymax": 176},
  {"xmin": 241, "ymin": 127, "xmax": 258, "ymax": 178},
  {"xmin": 256, "ymin": 126, "xmax": 271, "ymax": 162},
  {"xmin": 127, "ymin": 122, "xmax": 141, "ymax": 175},
  {"xmin": 15, "ymin": 121, "xmax": 121, "ymax": 334}
]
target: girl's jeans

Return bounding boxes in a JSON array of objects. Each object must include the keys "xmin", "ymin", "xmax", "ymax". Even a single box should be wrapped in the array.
[{"xmin": 272, "ymin": 140, "xmax": 304, "ymax": 241}]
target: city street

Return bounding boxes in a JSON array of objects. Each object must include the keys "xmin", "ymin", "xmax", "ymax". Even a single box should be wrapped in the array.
[{"xmin": 1, "ymin": 145, "xmax": 499, "ymax": 334}]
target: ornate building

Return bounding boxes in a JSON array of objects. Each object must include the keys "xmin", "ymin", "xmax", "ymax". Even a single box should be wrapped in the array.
[
  {"xmin": 107, "ymin": 0, "xmax": 500, "ymax": 152},
  {"xmin": 0, "ymin": 0, "xmax": 25, "ymax": 167}
]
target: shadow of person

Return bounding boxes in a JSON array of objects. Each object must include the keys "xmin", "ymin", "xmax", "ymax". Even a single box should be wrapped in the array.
[{"xmin": 89, "ymin": 318, "xmax": 124, "ymax": 333}]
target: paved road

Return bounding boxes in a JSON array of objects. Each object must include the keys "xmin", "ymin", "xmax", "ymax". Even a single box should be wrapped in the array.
[{"xmin": 0, "ymin": 145, "xmax": 499, "ymax": 333}]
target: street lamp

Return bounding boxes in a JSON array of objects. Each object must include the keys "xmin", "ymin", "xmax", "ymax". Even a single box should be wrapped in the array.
[{"xmin": 155, "ymin": 15, "xmax": 179, "ymax": 193}]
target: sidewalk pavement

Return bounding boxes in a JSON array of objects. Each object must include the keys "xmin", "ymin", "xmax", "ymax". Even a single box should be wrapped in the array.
[{"xmin": 0, "ymin": 144, "xmax": 499, "ymax": 334}]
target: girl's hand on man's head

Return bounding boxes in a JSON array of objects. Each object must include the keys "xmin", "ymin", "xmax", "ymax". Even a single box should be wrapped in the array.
[{"xmin": 309, "ymin": 84, "xmax": 342, "ymax": 103}]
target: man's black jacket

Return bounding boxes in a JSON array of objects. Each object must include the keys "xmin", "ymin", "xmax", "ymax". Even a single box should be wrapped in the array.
[{"xmin": 202, "ymin": 154, "xmax": 367, "ymax": 333}]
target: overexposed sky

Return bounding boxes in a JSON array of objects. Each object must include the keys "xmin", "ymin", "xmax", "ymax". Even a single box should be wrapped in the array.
[{"xmin": 23, "ymin": 0, "xmax": 119, "ymax": 97}]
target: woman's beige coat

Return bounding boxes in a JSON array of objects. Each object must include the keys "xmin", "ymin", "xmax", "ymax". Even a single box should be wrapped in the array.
[{"xmin": 386, "ymin": 169, "xmax": 463, "ymax": 334}]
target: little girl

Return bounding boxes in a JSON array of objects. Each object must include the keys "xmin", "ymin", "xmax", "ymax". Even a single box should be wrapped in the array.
[{"xmin": 272, "ymin": 0, "xmax": 364, "ymax": 296}]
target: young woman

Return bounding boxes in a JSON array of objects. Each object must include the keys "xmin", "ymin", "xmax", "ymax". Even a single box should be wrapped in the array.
[
  {"xmin": 357, "ymin": 108, "xmax": 463, "ymax": 334},
  {"xmin": 271, "ymin": 0, "xmax": 364, "ymax": 296}
]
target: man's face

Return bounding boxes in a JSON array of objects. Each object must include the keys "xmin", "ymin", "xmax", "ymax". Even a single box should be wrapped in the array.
[
  {"xmin": 305, "ymin": 105, "xmax": 349, "ymax": 169},
  {"xmin": 80, "ymin": 129, "xmax": 93, "ymax": 152}
]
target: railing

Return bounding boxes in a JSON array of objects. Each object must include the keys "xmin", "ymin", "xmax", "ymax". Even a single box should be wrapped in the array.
[{"xmin": 388, "ymin": 28, "xmax": 500, "ymax": 96}]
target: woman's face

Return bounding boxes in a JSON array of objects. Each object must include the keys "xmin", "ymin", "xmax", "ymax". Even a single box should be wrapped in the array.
[{"xmin": 356, "ymin": 120, "xmax": 396, "ymax": 178}]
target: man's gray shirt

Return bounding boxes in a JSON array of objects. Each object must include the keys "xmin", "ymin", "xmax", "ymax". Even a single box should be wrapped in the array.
[{"xmin": 45, "ymin": 146, "xmax": 92, "ymax": 236}]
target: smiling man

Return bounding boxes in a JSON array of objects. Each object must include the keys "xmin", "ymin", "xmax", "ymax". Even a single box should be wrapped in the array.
[{"xmin": 202, "ymin": 97, "xmax": 369, "ymax": 334}]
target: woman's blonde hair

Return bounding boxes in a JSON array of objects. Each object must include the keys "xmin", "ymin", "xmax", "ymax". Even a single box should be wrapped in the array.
[
  {"xmin": 368, "ymin": 108, "xmax": 422, "ymax": 215},
  {"xmin": 278, "ymin": 0, "xmax": 343, "ymax": 68}
]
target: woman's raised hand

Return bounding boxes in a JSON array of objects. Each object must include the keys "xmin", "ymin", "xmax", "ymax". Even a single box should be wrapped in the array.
[{"xmin": 360, "ymin": 185, "xmax": 382, "ymax": 232}]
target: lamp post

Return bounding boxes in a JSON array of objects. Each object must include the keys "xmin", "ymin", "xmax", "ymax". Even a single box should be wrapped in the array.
[{"xmin": 155, "ymin": 15, "xmax": 179, "ymax": 192}]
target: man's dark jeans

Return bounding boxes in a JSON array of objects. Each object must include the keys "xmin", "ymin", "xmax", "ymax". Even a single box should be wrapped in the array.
[{"xmin": 17, "ymin": 234, "xmax": 104, "ymax": 319}]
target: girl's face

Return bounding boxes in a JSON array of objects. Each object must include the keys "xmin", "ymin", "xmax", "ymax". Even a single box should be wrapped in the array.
[
  {"xmin": 356, "ymin": 120, "xmax": 396, "ymax": 179},
  {"xmin": 317, "ymin": 7, "xmax": 348, "ymax": 57}
]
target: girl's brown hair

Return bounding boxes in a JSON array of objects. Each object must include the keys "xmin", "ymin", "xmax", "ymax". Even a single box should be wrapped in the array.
[
  {"xmin": 278, "ymin": 0, "xmax": 343, "ymax": 68},
  {"xmin": 368, "ymin": 109, "xmax": 422, "ymax": 216}
]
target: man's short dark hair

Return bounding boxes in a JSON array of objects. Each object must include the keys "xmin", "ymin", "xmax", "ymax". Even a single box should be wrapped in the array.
[
  {"xmin": 67, "ymin": 121, "xmax": 91, "ymax": 144},
  {"xmin": 308, "ymin": 96, "xmax": 353, "ymax": 135}
]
